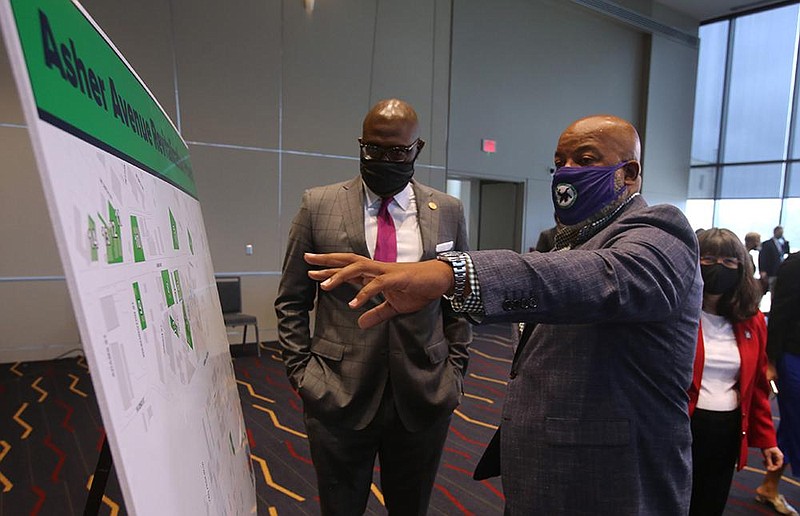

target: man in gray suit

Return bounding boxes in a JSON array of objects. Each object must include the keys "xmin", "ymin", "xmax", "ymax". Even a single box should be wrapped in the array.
[
  {"xmin": 306, "ymin": 115, "xmax": 703, "ymax": 514},
  {"xmin": 275, "ymin": 99, "xmax": 471, "ymax": 515}
]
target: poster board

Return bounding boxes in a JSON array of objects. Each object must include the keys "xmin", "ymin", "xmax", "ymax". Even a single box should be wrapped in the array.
[{"xmin": 0, "ymin": 0, "xmax": 256, "ymax": 513}]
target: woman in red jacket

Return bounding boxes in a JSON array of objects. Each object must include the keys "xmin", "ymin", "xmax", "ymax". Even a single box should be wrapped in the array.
[{"xmin": 688, "ymin": 228, "xmax": 784, "ymax": 516}]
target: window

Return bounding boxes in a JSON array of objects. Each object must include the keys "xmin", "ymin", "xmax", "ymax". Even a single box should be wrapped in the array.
[
  {"xmin": 781, "ymin": 198, "xmax": 800, "ymax": 246},
  {"xmin": 787, "ymin": 162, "xmax": 800, "ymax": 197},
  {"xmin": 691, "ymin": 22, "xmax": 728, "ymax": 166},
  {"xmin": 688, "ymin": 168, "xmax": 717, "ymax": 199},
  {"xmin": 719, "ymin": 164, "xmax": 783, "ymax": 198},
  {"xmin": 689, "ymin": 3, "xmax": 800, "ymax": 240},
  {"xmin": 685, "ymin": 199, "xmax": 714, "ymax": 231},
  {"xmin": 723, "ymin": 5, "xmax": 799, "ymax": 163},
  {"xmin": 714, "ymin": 199, "xmax": 783, "ymax": 241}
]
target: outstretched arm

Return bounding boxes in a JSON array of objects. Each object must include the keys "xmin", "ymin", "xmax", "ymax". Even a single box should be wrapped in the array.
[{"xmin": 305, "ymin": 253, "xmax": 454, "ymax": 328}]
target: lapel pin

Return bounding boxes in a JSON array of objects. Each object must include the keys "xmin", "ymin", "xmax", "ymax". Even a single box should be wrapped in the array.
[
  {"xmin": 428, "ymin": 201, "xmax": 438, "ymax": 210},
  {"xmin": 745, "ymin": 330, "xmax": 751, "ymax": 339}
]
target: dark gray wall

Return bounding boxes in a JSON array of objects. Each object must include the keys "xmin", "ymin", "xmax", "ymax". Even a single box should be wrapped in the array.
[
  {"xmin": 448, "ymin": 0, "xmax": 650, "ymax": 251},
  {"xmin": 0, "ymin": 0, "xmax": 698, "ymax": 361}
]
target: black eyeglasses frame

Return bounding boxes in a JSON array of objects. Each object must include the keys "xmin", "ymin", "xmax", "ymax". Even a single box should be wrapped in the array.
[{"xmin": 358, "ymin": 138, "xmax": 425, "ymax": 163}]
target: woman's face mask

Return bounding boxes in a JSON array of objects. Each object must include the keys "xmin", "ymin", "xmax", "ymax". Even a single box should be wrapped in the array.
[{"xmin": 700, "ymin": 263, "xmax": 739, "ymax": 295}]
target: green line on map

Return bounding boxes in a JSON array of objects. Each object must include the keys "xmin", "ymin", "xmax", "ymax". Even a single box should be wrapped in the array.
[
  {"xmin": 88, "ymin": 215, "xmax": 98, "ymax": 262},
  {"xmin": 106, "ymin": 201, "xmax": 123, "ymax": 264},
  {"xmin": 169, "ymin": 209, "xmax": 179, "ymax": 250},
  {"xmin": 133, "ymin": 281, "xmax": 146, "ymax": 330},
  {"xmin": 161, "ymin": 269, "xmax": 174, "ymax": 307},
  {"xmin": 182, "ymin": 302, "xmax": 193, "ymax": 350},
  {"xmin": 130, "ymin": 215, "xmax": 145, "ymax": 262},
  {"xmin": 169, "ymin": 314, "xmax": 179, "ymax": 338},
  {"xmin": 173, "ymin": 270, "xmax": 183, "ymax": 302}
]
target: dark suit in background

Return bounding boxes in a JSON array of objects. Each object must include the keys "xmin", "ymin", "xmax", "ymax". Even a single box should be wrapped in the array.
[
  {"xmin": 534, "ymin": 225, "xmax": 557, "ymax": 252},
  {"xmin": 275, "ymin": 177, "xmax": 471, "ymax": 514},
  {"xmin": 767, "ymin": 252, "xmax": 800, "ymax": 479},
  {"xmin": 760, "ymin": 236, "xmax": 790, "ymax": 291}
]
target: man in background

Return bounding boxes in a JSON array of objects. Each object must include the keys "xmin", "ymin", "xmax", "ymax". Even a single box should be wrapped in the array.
[
  {"xmin": 760, "ymin": 226, "xmax": 791, "ymax": 291},
  {"xmin": 275, "ymin": 99, "xmax": 471, "ymax": 515},
  {"xmin": 757, "ymin": 250, "xmax": 800, "ymax": 515},
  {"xmin": 745, "ymin": 231, "xmax": 766, "ymax": 291}
]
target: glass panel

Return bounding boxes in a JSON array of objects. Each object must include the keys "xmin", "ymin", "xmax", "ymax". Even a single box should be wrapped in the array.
[
  {"xmin": 719, "ymin": 163, "xmax": 783, "ymax": 198},
  {"xmin": 723, "ymin": 4, "xmax": 799, "ymax": 163},
  {"xmin": 691, "ymin": 22, "xmax": 728, "ymax": 165},
  {"xmin": 713, "ymin": 198, "xmax": 783, "ymax": 242},
  {"xmin": 447, "ymin": 178, "xmax": 472, "ymax": 225},
  {"xmin": 684, "ymin": 199, "xmax": 714, "ymax": 232},
  {"xmin": 787, "ymin": 162, "xmax": 800, "ymax": 197},
  {"xmin": 781, "ymin": 198, "xmax": 800, "ymax": 247},
  {"xmin": 688, "ymin": 167, "xmax": 717, "ymax": 198},
  {"xmin": 446, "ymin": 179, "xmax": 462, "ymax": 199}
]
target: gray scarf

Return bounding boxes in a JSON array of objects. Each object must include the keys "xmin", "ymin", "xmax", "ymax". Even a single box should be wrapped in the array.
[{"xmin": 553, "ymin": 193, "xmax": 639, "ymax": 251}]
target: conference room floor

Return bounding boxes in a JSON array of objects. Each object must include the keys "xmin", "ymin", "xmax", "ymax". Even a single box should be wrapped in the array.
[{"xmin": 0, "ymin": 323, "xmax": 797, "ymax": 514}]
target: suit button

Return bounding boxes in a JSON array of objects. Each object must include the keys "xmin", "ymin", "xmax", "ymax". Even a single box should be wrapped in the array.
[
  {"xmin": 520, "ymin": 299, "xmax": 530, "ymax": 309},
  {"xmin": 529, "ymin": 297, "xmax": 537, "ymax": 308},
  {"xmin": 502, "ymin": 300, "xmax": 513, "ymax": 311},
  {"xmin": 512, "ymin": 299, "xmax": 521, "ymax": 310},
  {"xmin": 509, "ymin": 370, "xmax": 517, "ymax": 379}
]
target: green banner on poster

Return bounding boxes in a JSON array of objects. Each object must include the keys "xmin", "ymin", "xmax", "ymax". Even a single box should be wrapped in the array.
[{"xmin": 9, "ymin": 0, "xmax": 196, "ymax": 197}]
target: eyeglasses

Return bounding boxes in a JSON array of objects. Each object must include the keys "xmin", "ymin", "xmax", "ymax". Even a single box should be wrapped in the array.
[
  {"xmin": 358, "ymin": 138, "xmax": 425, "ymax": 163},
  {"xmin": 699, "ymin": 255, "xmax": 740, "ymax": 269}
]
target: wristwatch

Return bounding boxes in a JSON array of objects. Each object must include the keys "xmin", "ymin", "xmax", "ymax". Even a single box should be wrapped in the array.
[{"xmin": 436, "ymin": 251, "xmax": 468, "ymax": 300}]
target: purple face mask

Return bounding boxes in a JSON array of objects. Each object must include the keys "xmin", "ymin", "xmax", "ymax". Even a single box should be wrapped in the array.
[{"xmin": 551, "ymin": 162, "xmax": 627, "ymax": 226}]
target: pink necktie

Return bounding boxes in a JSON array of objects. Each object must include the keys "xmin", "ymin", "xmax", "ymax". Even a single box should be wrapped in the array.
[{"xmin": 374, "ymin": 197, "xmax": 397, "ymax": 262}]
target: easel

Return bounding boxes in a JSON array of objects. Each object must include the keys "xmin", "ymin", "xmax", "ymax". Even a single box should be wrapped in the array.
[{"xmin": 84, "ymin": 436, "xmax": 114, "ymax": 515}]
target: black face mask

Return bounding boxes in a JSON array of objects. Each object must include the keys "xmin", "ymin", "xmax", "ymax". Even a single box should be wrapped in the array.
[
  {"xmin": 701, "ymin": 264, "xmax": 739, "ymax": 295},
  {"xmin": 360, "ymin": 159, "xmax": 415, "ymax": 197}
]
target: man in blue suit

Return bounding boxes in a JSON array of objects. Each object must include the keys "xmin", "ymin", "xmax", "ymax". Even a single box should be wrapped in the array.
[{"xmin": 306, "ymin": 115, "xmax": 702, "ymax": 514}]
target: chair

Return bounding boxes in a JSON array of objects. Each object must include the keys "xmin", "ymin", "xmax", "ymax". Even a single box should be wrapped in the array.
[{"xmin": 216, "ymin": 276, "xmax": 260, "ymax": 357}]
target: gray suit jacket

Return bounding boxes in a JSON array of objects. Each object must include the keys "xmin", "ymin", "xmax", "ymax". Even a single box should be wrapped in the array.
[
  {"xmin": 275, "ymin": 177, "xmax": 472, "ymax": 432},
  {"xmin": 471, "ymin": 196, "xmax": 702, "ymax": 515}
]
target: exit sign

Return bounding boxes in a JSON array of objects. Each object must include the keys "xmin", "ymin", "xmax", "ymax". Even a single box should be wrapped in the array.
[{"xmin": 482, "ymin": 139, "xmax": 496, "ymax": 153}]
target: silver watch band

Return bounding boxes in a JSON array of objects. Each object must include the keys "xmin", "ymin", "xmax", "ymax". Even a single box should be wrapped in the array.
[{"xmin": 437, "ymin": 251, "xmax": 468, "ymax": 300}]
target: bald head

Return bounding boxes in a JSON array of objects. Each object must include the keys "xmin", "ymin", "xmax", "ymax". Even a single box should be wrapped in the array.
[
  {"xmin": 362, "ymin": 99, "xmax": 419, "ymax": 147},
  {"xmin": 554, "ymin": 115, "xmax": 642, "ymax": 194}
]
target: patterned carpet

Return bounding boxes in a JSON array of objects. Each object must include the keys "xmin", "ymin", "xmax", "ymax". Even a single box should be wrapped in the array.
[{"xmin": 0, "ymin": 323, "xmax": 797, "ymax": 515}]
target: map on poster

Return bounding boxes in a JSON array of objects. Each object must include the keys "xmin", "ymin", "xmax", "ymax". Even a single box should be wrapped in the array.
[{"xmin": 0, "ymin": 0, "xmax": 256, "ymax": 513}]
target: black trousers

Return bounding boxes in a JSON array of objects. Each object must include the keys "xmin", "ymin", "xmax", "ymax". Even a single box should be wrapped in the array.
[
  {"xmin": 304, "ymin": 386, "xmax": 451, "ymax": 516},
  {"xmin": 689, "ymin": 407, "xmax": 742, "ymax": 516}
]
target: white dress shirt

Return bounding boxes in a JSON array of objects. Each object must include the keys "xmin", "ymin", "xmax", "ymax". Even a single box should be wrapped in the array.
[
  {"xmin": 697, "ymin": 311, "xmax": 741, "ymax": 411},
  {"xmin": 363, "ymin": 182, "xmax": 423, "ymax": 263}
]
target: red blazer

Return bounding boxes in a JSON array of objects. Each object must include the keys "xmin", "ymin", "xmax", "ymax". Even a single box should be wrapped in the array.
[{"xmin": 688, "ymin": 311, "xmax": 777, "ymax": 470}]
